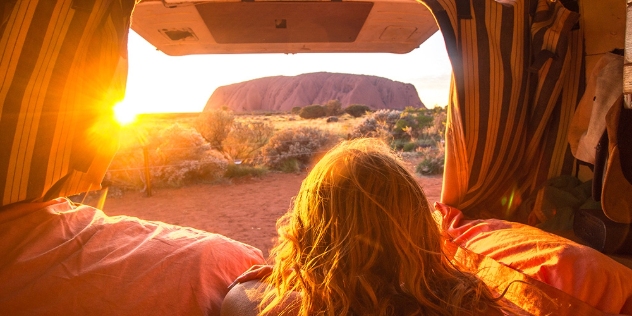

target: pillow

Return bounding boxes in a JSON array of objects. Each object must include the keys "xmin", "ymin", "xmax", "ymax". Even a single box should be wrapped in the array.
[{"xmin": 434, "ymin": 202, "xmax": 632, "ymax": 314}]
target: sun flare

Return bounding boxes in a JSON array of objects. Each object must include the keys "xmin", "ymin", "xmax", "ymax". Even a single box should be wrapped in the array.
[{"xmin": 114, "ymin": 100, "xmax": 138, "ymax": 125}]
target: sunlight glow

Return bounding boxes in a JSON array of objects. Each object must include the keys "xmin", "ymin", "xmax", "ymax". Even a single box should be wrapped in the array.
[{"xmin": 114, "ymin": 100, "xmax": 138, "ymax": 125}]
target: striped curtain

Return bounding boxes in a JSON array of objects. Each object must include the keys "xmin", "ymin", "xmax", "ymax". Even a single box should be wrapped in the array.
[
  {"xmin": 0, "ymin": 0, "xmax": 135, "ymax": 207},
  {"xmin": 421, "ymin": 0, "xmax": 584, "ymax": 220}
]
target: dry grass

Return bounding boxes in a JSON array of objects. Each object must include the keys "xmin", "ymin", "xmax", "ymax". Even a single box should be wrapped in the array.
[{"xmin": 234, "ymin": 113, "xmax": 366, "ymax": 139}]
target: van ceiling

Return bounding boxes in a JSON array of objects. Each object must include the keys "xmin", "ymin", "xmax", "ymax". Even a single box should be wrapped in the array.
[{"xmin": 131, "ymin": 0, "xmax": 438, "ymax": 55}]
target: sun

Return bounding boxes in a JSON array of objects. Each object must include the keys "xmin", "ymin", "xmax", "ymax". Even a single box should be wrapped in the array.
[{"xmin": 114, "ymin": 99, "xmax": 138, "ymax": 125}]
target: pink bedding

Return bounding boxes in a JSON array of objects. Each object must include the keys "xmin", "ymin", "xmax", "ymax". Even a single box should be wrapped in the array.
[
  {"xmin": 435, "ymin": 202, "xmax": 632, "ymax": 314},
  {"xmin": 0, "ymin": 198, "xmax": 265, "ymax": 315}
]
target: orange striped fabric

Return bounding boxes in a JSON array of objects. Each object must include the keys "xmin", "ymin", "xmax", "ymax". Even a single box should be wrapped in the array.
[
  {"xmin": 421, "ymin": 0, "xmax": 584, "ymax": 220},
  {"xmin": 0, "ymin": 0, "xmax": 135, "ymax": 207}
]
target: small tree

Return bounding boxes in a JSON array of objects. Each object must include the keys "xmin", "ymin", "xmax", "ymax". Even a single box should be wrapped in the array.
[
  {"xmin": 196, "ymin": 108, "xmax": 234, "ymax": 150},
  {"xmin": 324, "ymin": 99, "xmax": 342, "ymax": 116},
  {"xmin": 299, "ymin": 104, "xmax": 326, "ymax": 119},
  {"xmin": 344, "ymin": 104, "xmax": 371, "ymax": 117},
  {"xmin": 223, "ymin": 121, "xmax": 275, "ymax": 160}
]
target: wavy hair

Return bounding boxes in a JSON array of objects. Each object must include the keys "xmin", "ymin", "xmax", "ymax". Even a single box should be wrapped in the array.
[{"xmin": 260, "ymin": 138, "xmax": 501, "ymax": 315}]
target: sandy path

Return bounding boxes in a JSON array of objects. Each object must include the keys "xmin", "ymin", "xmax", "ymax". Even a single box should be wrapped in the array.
[{"xmin": 103, "ymin": 169, "xmax": 442, "ymax": 259}]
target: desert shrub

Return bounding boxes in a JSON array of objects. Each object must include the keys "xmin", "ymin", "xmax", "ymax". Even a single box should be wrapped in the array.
[
  {"xmin": 278, "ymin": 158, "xmax": 301, "ymax": 173},
  {"xmin": 431, "ymin": 105, "xmax": 445, "ymax": 114},
  {"xmin": 393, "ymin": 115, "xmax": 417, "ymax": 140},
  {"xmin": 196, "ymin": 109, "xmax": 234, "ymax": 150},
  {"xmin": 291, "ymin": 106, "xmax": 302, "ymax": 115},
  {"xmin": 344, "ymin": 104, "xmax": 371, "ymax": 117},
  {"xmin": 415, "ymin": 146, "xmax": 445, "ymax": 175},
  {"xmin": 350, "ymin": 117, "xmax": 378, "ymax": 137},
  {"xmin": 373, "ymin": 109, "xmax": 401, "ymax": 128},
  {"xmin": 224, "ymin": 163, "xmax": 268, "ymax": 178},
  {"xmin": 156, "ymin": 123, "xmax": 209, "ymax": 162},
  {"xmin": 416, "ymin": 113, "xmax": 435, "ymax": 132},
  {"xmin": 152, "ymin": 153, "xmax": 228, "ymax": 187},
  {"xmin": 391, "ymin": 139, "xmax": 415, "ymax": 151},
  {"xmin": 350, "ymin": 116, "xmax": 393, "ymax": 142},
  {"xmin": 106, "ymin": 122, "xmax": 228, "ymax": 190},
  {"xmin": 262, "ymin": 126, "xmax": 337, "ymax": 171},
  {"xmin": 402, "ymin": 141, "xmax": 418, "ymax": 152},
  {"xmin": 299, "ymin": 104, "xmax": 326, "ymax": 119},
  {"xmin": 151, "ymin": 124, "xmax": 228, "ymax": 187},
  {"xmin": 106, "ymin": 150, "xmax": 146, "ymax": 190},
  {"xmin": 432, "ymin": 110, "xmax": 447, "ymax": 138},
  {"xmin": 324, "ymin": 99, "xmax": 342, "ymax": 116},
  {"xmin": 223, "ymin": 121, "xmax": 274, "ymax": 160},
  {"xmin": 350, "ymin": 107, "xmax": 446, "ymax": 150},
  {"xmin": 416, "ymin": 138, "xmax": 438, "ymax": 148},
  {"xmin": 105, "ymin": 122, "xmax": 168, "ymax": 190},
  {"xmin": 390, "ymin": 108, "xmax": 435, "ymax": 140}
]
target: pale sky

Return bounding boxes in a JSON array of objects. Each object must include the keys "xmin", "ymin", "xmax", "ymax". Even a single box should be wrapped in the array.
[{"xmin": 122, "ymin": 30, "xmax": 452, "ymax": 114}]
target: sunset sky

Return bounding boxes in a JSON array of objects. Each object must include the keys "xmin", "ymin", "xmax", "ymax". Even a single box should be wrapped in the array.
[{"xmin": 121, "ymin": 30, "xmax": 452, "ymax": 115}]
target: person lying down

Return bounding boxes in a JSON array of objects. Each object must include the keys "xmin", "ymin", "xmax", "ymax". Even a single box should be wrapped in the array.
[{"xmin": 220, "ymin": 138, "xmax": 632, "ymax": 316}]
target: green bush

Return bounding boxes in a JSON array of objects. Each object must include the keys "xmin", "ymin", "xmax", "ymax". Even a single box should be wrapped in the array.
[
  {"xmin": 224, "ymin": 164, "xmax": 268, "ymax": 178},
  {"xmin": 416, "ymin": 138, "xmax": 438, "ymax": 148},
  {"xmin": 415, "ymin": 146, "xmax": 445, "ymax": 175},
  {"xmin": 391, "ymin": 110, "xmax": 434, "ymax": 140},
  {"xmin": 299, "ymin": 104, "xmax": 326, "ymax": 119},
  {"xmin": 262, "ymin": 126, "xmax": 337, "ymax": 171},
  {"xmin": 278, "ymin": 159, "xmax": 301, "ymax": 173},
  {"xmin": 291, "ymin": 106, "xmax": 302, "ymax": 115},
  {"xmin": 344, "ymin": 104, "xmax": 371, "ymax": 117},
  {"xmin": 196, "ymin": 109, "xmax": 234, "ymax": 150},
  {"xmin": 402, "ymin": 142, "xmax": 418, "ymax": 152}
]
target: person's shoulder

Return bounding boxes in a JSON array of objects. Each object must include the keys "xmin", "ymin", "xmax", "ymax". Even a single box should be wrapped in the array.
[
  {"xmin": 221, "ymin": 281, "xmax": 300, "ymax": 316},
  {"xmin": 221, "ymin": 281, "xmax": 266, "ymax": 316}
]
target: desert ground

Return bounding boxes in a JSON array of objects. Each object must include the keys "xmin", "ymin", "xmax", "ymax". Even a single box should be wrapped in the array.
[{"xmin": 102, "ymin": 160, "xmax": 442, "ymax": 259}]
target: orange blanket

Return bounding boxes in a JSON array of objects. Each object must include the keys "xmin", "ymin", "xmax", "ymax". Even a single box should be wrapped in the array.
[
  {"xmin": 435, "ymin": 202, "xmax": 632, "ymax": 315},
  {"xmin": 0, "ymin": 199, "xmax": 264, "ymax": 315}
]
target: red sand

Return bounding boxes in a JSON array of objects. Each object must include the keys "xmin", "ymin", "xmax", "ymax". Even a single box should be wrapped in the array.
[{"xmin": 103, "ymin": 167, "xmax": 442, "ymax": 259}]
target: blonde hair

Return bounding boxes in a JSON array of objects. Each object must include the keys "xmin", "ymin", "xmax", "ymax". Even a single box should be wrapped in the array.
[{"xmin": 261, "ymin": 138, "xmax": 500, "ymax": 315}]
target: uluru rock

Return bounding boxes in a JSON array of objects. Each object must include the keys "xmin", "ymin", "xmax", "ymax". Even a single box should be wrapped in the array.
[{"xmin": 204, "ymin": 72, "xmax": 424, "ymax": 113}]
